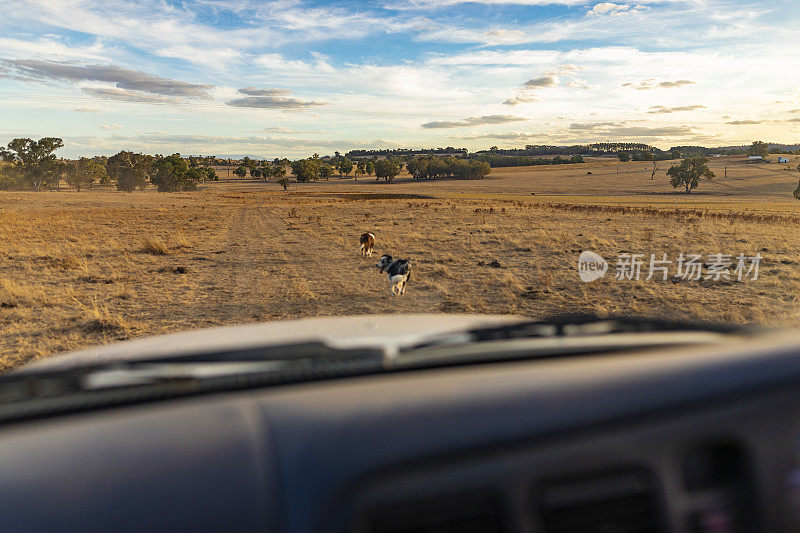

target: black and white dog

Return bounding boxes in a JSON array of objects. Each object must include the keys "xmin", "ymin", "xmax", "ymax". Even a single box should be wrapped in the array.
[{"xmin": 377, "ymin": 254, "xmax": 411, "ymax": 295}]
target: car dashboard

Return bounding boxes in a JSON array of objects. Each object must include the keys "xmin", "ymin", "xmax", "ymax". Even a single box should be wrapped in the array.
[{"xmin": 2, "ymin": 332, "xmax": 800, "ymax": 532}]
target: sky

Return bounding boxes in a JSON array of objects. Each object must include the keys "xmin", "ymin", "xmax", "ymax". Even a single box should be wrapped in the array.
[{"xmin": 1, "ymin": 0, "xmax": 799, "ymax": 158}]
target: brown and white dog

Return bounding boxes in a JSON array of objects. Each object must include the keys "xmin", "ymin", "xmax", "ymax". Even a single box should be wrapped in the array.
[{"xmin": 359, "ymin": 232, "xmax": 375, "ymax": 257}]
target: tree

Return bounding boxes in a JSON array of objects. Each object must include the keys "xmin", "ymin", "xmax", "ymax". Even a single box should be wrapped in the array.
[
  {"xmin": 617, "ymin": 152, "xmax": 631, "ymax": 162},
  {"xmin": 65, "ymin": 157, "xmax": 107, "ymax": 191},
  {"xmin": 794, "ymin": 179, "xmax": 800, "ymax": 200},
  {"xmin": 0, "ymin": 137, "xmax": 64, "ymax": 190},
  {"xmin": 667, "ymin": 157, "xmax": 715, "ymax": 193},
  {"xmin": 747, "ymin": 141, "xmax": 769, "ymax": 158},
  {"xmin": 319, "ymin": 162, "xmax": 335, "ymax": 179},
  {"xmin": 291, "ymin": 159, "xmax": 319, "ymax": 182},
  {"xmin": 337, "ymin": 158, "xmax": 354, "ymax": 177},
  {"xmin": 107, "ymin": 151, "xmax": 153, "ymax": 192},
  {"xmin": 374, "ymin": 159, "xmax": 400, "ymax": 182},
  {"xmin": 277, "ymin": 175, "xmax": 290, "ymax": 190},
  {"xmin": 233, "ymin": 165, "xmax": 248, "ymax": 178},
  {"xmin": 649, "ymin": 159, "xmax": 660, "ymax": 181},
  {"xmin": 271, "ymin": 164, "xmax": 287, "ymax": 180},
  {"xmin": 150, "ymin": 153, "xmax": 204, "ymax": 192},
  {"xmin": 365, "ymin": 160, "xmax": 375, "ymax": 176},
  {"xmin": 570, "ymin": 155, "xmax": 584, "ymax": 163}
]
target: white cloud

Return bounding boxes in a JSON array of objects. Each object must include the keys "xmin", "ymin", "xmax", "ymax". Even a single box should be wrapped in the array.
[{"xmin": 587, "ymin": 3, "xmax": 640, "ymax": 17}]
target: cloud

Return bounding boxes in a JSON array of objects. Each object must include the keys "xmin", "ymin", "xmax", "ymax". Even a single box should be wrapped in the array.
[
  {"xmin": 725, "ymin": 120, "xmax": 763, "ymax": 125},
  {"xmin": 74, "ymin": 107, "xmax": 101, "ymax": 114},
  {"xmin": 256, "ymin": 126, "xmax": 329, "ymax": 134},
  {"xmin": 569, "ymin": 122, "xmax": 620, "ymax": 131},
  {"xmin": 100, "ymin": 124, "xmax": 122, "ymax": 130},
  {"xmin": 567, "ymin": 122, "xmax": 693, "ymax": 137},
  {"xmin": 648, "ymin": 105, "xmax": 707, "ymax": 114},
  {"xmin": 524, "ymin": 76, "xmax": 557, "ymax": 88},
  {"xmin": 226, "ymin": 88, "xmax": 327, "ymax": 110},
  {"xmin": 610, "ymin": 126, "xmax": 694, "ymax": 136},
  {"xmin": 82, "ymin": 87, "xmax": 177, "ymax": 104},
  {"xmin": 421, "ymin": 115, "xmax": 528, "ymax": 128},
  {"xmin": 237, "ymin": 87, "xmax": 292, "ymax": 97},
  {"xmin": 622, "ymin": 79, "xmax": 696, "ymax": 90},
  {"xmin": 659, "ymin": 80, "xmax": 696, "ymax": 89},
  {"xmin": 503, "ymin": 95, "xmax": 540, "ymax": 106},
  {"xmin": 0, "ymin": 59, "xmax": 213, "ymax": 98},
  {"xmin": 587, "ymin": 3, "xmax": 640, "ymax": 17},
  {"xmin": 503, "ymin": 65, "xmax": 583, "ymax": 105},
  {"xmin": 451, "ymin": 131, "xmax": 543, "ymax": 141}
]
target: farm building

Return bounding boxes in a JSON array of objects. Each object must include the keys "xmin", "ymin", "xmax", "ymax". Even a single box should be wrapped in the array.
[
  {"xmin": 779, "ymin": 157, "xmax": 789, "ymax": 163},
  {"xmin": 746, "ymin": 156, "xmax": 764, "ymax": 163}
]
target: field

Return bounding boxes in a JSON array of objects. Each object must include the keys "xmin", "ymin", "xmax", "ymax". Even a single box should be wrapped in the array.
[{"xmin": 2, "ymin": 155, "xmax": 800, "ymax": 371}]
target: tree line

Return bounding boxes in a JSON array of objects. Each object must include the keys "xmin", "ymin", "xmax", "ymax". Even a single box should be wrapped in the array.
[
  {"xmin": 474, "ymin": 154, "xmax": 584, "ymax": 168},
  {"xmin": 0, "ymin": 137, "xmax": 217, "ymax": 192}
]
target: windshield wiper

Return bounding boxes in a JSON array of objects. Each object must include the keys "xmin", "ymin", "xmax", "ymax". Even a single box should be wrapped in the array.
[
  {"xmin": 405, "ymin": 314, "xmax": 754, "ymax": 350},
  {"xmin": 392, "ymin": 315, "xmax": 758, "ymax": 369},
  {"xmin": 0, "ymin": 342, "xmax": 386, "ymax": 423}
]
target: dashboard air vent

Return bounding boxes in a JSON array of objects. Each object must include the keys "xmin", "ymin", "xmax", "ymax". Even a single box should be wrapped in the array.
[
  {"xmin": 537, "ymin": 469, "xmax": 663, "ymax": 533},
  {"xmin": 365, "ymin": 492, "xmax": 504, "ymax": 533}
]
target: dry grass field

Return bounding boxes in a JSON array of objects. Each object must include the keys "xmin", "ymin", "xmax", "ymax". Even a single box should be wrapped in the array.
[{"xmin": 2, "ymin": 155, "xmax": 800, "ymax": 371}]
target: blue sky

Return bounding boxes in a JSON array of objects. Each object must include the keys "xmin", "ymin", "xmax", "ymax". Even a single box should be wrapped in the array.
[{"xmin": 1, "ymin": 0, "xmax": 799, "ymax": 158}]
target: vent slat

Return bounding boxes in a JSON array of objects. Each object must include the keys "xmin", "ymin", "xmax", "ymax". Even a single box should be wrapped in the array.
[
  {"xmin": 538, "ymin": 470, "xmax": 662, "ymax": 533},
  {"xmin": 366, "ymin": 493, "xmax": 503, "ymax": 533}
]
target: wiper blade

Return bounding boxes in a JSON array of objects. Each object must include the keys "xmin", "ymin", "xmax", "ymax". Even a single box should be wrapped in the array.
[
  {"xmin": 406, "ymin": 314, "xmax": 755, "ymax": 351},
  {"xmin": 0, "ymin": 342, "xmax": 385, "ymax": 405}
]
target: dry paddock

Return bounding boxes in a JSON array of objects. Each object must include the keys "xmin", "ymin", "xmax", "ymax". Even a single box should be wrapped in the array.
[{"xmin": 1, "ymin": 182, "xmax": 800, "ymax": 371}]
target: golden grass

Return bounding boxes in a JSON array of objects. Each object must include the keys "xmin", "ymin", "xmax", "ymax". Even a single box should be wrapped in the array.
[{"xmin": 1, "ymin": 158, "xmax": 799, "ymax": 371}]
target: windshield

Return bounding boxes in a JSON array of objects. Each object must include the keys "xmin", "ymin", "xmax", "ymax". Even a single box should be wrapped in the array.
[{"xmin": 1, "ymin": 0, "xmax": 798, "ymax": 373}]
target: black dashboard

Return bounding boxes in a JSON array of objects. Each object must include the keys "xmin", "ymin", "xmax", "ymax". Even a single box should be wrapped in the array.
[{"xmin": 2, "ymin": 332, "xmax": 800, "ymax": 532}]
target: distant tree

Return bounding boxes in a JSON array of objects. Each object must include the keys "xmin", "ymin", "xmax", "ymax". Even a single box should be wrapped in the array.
[
  {"xmin": 291, "ymin": 159, "xmax": 319, "ymax": 182},
  {"xmin": 151, "ymin": 153, "xmax": 204, "ymax": 192},
  {"xmin": 374, "ymin": 159, "xmax": 400, "ymax": 182},
  {"xmin": 649, "ymin": 159, "xmax": 661, "ymax": 181},
  {"xmin": 794, "ymin": 179, "xmax": 800, "ymax": 200},
  {"xmin": 319, "ymin": 162, "xmax": 335, "ymax": 179},
  {"xmin": 233, "ymin": 165, "xmax": 247, "ymax": 178},
  {"xmin": 277, "ymin": 175, "xmax": 290, "ymax": 190},
  {"xmin": 271, "ymin": 164, "xmax": 286, "ymax": 180},
  {"xmin": 337, "ymin": 158, "xmax": 354, "ymax": 177},
  {"xmin": 365, "ymin": 160, "xmax": 375, "ymax": 176},
  {"xmin": 107, "ymin": 151, "xmax": 153, "ymax": 192},
  {"xmin": 0, "ymin": 165, "xmax": 19, "ymax": 190},
  {"xmin": 747, "ymin": 141, "xmax": 769, "ymax": 158},
  {"xmin": 617, "ymin": 152, "xmax": 631, "ymax": 162},
  {"xmin": 0, "ymin": 137, "xmax": 64, "ymax": 190},
  {"xmin": 570, "ymin": 155, "xmax": 584, "ymax": 163},
  {"xmin": 65, "ymin": 157, "xmax": 107, "ymax": 190},
  {"xmin": 667, "ymin": 157, "xmax": 715, "ymax": 193},
  {"xmin": 205, "ymin": 167, "xmax": 218, "ymax": 181}
]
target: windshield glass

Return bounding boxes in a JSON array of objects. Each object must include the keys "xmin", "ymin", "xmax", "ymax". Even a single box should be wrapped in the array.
[{"xmin": 1, "ymin": 0, "xmax": 798, "ymax": 372}]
